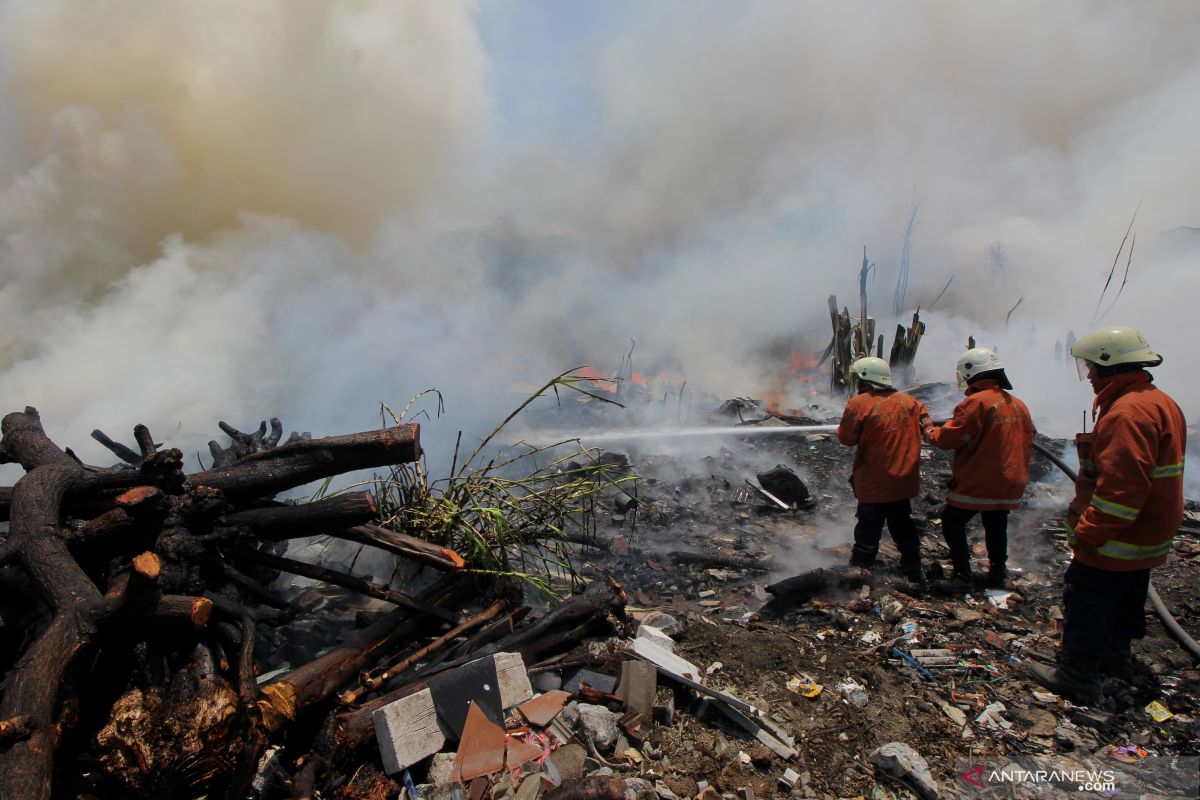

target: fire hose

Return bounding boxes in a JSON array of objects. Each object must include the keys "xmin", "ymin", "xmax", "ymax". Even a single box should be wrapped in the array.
[{"xmin": 1029, "ymin": 439, "xmax": 1200, "ymax": 664}]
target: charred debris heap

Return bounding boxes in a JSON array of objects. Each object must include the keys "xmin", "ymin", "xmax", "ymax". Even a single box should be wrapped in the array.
[{"xmin": 0, "ymin": 406, "xmax": 641, "ymax": 799}]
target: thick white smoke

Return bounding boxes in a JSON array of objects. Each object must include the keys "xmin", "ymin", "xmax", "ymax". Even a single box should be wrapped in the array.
[{"xmin": 1, "ymin": 0, "xmax": 1197, "ymax": 483}]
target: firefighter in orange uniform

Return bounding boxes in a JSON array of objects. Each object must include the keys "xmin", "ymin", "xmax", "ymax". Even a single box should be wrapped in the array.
[
  {"xmin": 837, "ymin": 357, "xmax": 932, "ymax": 582},
  {"xmin": 924, "ymin": 348, "xmax": 1035, "ymax": 593},
  {"xmin": 1029, "ymin": 327, "xmax": 1186, "ymax": 704}
]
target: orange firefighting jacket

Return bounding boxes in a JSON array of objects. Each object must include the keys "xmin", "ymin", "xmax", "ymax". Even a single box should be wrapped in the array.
[
  {"xmin": 1068, "ymin": 371, "xmax": 1186, "ymax": 571},
  {"xmin": 926, "ymin": 379, "xmax": 1035, "ymax": 510},
  {"xmin": 837, "ymin": 387, "xmax": 930, "ymax": 504}
]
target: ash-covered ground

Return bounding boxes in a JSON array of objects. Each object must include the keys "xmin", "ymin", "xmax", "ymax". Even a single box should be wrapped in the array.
[{"xmin": 505, "ymin": 390, "xmax": 1200, "ymax": 799}]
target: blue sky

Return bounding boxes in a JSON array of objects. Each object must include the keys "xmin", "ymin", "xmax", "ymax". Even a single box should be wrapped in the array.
[{"xmin": 475, "ymin": 0, "xmax": 633, "ymax": 150}]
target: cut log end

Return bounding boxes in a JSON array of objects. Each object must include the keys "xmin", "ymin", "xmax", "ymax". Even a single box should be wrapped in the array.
[
  {"xmin": 132, "ymin": 552, "xmax": 161, "ymax": 580},
  {"xmin": 258, "ymin": 681, "xmax": 298, "ymax": 733},
  {"xmin": 191, "ymin": 597, "xmax": 213, "ymax": 628},
  {"xmin": 116, "ymin": 486, "xmax": 162, "ymax": 508}
]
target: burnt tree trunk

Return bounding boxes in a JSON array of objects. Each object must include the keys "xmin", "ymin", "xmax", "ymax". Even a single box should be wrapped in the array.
[{"xmin": 188, "ymin": 425, "xmax": 420, "ymax": 500}]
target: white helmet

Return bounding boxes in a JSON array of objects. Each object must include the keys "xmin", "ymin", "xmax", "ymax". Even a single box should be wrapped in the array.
[
  {"xmin": 850, "ymin": 356, "xmax": 893, "ymax": 389},
  {"xmin": 956, "ymin": 348, "xmax": 1004, "ymax": 391},
  {"xmin": 1071, "ymin": 326, "xmax": 1162, "ymax": 380}
]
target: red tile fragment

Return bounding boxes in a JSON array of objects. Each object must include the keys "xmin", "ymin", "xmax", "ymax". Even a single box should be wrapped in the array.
[
  {"xmin": 517, "ymin": 690, "xmax": 571, "ymax": 727},
  {"xmin": 451, "ymin": 701, "xmax": 507, "ymax": 782},
  {"xmin": 505, "ymin": 734, "xmax": 544, "ymax": 769}
]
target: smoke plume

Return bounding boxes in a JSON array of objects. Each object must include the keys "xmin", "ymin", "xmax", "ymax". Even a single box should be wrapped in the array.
[{"xmin": 1, "ymin": 0, "xmax": 1197, "ymax": 481}]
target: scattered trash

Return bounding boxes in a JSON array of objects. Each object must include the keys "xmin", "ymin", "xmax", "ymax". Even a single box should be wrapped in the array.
[
  {"xmin": 1105, "ymin": 744, "xmax": 1152, "ymax": 763},
  {"xmin": 984, "ymin": 590, "xmax": 1016, "ymax": 609},
  {"xmin": 1145, "ymin": 700, "xmax": 1175, "ymax": 722},
  {"xmin": 836, "ymin": 678, "xmax": 869, "ymax": 707},
  {"xmin": 907, "ymin": 648, "xmax": 956, "ymax": 666},
  {"xmin": 890, "ymin": 648, "xmax": 936, "ymax": 682},
  {"xmin": 861, "ymin": 630, "xmax": 882, "ymax": 644},
  {"xmin": 785, "ymin": 678, "xmax": 823, "ymax": 698},
  {"xmin": 779, "ymin": 768, "xmax": 801, "ymax": 788},
  {"xmin": 1031, "ymin": 690, "xmax": 1060, "ymax": 704},
  {"xmin": 897, "ymin": 620, "xmax": 918, "ymax": 639},
  {"xmin": 975, "ymin": 701, "xmax": 1012, "ymax": 730},
  {"xmin": 879, "ymin": 598, "xmax": 905, "ymax": 624}
]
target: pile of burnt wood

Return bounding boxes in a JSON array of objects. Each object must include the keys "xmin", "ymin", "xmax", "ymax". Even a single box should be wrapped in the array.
[{"xmin": 0, "ymin": 408, "xmax": 627, "ymax": 799}]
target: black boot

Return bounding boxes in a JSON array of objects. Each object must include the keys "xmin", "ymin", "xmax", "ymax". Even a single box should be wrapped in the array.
[
  {"xmin": 985, "ymin": 567, "xmax": 1008, "ymax": 589},
  {"xmin": 1099, "ymin": 640, "xmax": 1135, "ymax": 682},
  {"xmin": 933, "ymin": 570, "xmax": 973, "ymax": 594},
  {"xmin": 899, "ymin": 552, "xmax": 926, "ymax": 585},
  {"xmin": 1027, "ymin": 652, "xmax": 1102, "ymax": 706}
]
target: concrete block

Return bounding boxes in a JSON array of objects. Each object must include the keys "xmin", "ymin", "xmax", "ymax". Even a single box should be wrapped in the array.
[{"xmin": 617, "ymin": 660, "xmax": 657, "ymax": 716}]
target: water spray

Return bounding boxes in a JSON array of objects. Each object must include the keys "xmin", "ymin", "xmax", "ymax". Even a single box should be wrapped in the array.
[{"xmin": 520, "ymin": 423, "xmax": 838, "ymax": 446}]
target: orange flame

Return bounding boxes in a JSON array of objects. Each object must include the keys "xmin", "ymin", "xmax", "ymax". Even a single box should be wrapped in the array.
[{"xmin": 759, "ymin": 350, "xmax": 823, "ymax": 415}]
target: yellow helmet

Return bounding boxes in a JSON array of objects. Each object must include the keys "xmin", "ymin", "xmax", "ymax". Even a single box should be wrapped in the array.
[
  {"xmin": 1071, "ymin": 326, "xmax": 1162, "ymax": 380},
  {"xmin": 850, "ymin": 356, "xmax": 893, "ymax": 388}
]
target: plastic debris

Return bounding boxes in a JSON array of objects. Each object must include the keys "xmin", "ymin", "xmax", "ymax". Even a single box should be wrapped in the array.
[
  {"xmin": 786, "ymin": 678, "xmax": 823, "ymax": 698},
  {"xmin": 984, "ymin": 589, "xmax": 1016, "ymax": 608},
  {"xmin": 861, "ymin": 630, "xmax": 882, "ymax": 644},
  {"xmin": 1105, "ymin": 744, "xmax": 1152, "ymax": 763},
  {"xmin": 890, "ymin": 648, "xmax": 936, "ymax": 682},
  {"xmin": 836, "ymin": 678, "xmax": 869, "ymax": 707},
  {"xmin": 975, "ymin": 701, "xmax": 1012, "ymax": 730},
  {"xmin": 1145, "ymin": 700, "xmax": 1174, "ymax": 722}
]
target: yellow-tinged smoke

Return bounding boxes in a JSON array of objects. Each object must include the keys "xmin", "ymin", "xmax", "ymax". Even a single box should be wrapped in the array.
[{"xmin": 0, "ymin": 0, "xmax": 486, "ymax": 302}]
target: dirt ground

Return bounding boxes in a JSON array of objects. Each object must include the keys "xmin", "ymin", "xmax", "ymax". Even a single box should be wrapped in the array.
[{"xmin": 559, "ymin": 426, "xmax": 1200, "ymax": 799}]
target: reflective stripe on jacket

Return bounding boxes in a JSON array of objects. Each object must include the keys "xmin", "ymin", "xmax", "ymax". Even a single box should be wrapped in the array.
[
  {"xmin": 1068, "ymin": 371, "xmax": 1186, "ymax": 571},
  {"xmin": 837, "ymin": 388, "xmax": 930, "ymax": 503},
  {"xmin": 926, "ymin": 380, "xmax": 1035, "ymax": 510}
]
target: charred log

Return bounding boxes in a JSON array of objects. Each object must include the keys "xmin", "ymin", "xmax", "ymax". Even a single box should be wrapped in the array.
[
  {"xmin": 231, "ymin": 547, "xmax": 459, "ymax": 624},
  {"xmin": 333, "ymin": 523, "xmax": 466, "ymax": 571},
  {"xmin": 225, "ymin": 491, "xmax": 379, "ymax": 539},
  {"xmin": 189, "ymin": 425, "xmax": 420, "ymax": 501},
  {"xmin": 764, "ymin": 566, "xmax": 871, "ymax": 611}
]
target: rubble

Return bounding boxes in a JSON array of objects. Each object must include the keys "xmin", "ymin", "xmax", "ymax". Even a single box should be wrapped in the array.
[{"xmin": 867, "ymin": 741, "xmax": 939, "ymax": 799}]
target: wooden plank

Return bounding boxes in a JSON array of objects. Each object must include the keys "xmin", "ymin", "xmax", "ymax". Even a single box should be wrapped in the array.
[
  {"xmin": 372, "ymin": 687, "xmax": 447, "ymax": 775},
  {"xmin": 495, "ymin": 651, "xmax": 534, "ymax": 707}
]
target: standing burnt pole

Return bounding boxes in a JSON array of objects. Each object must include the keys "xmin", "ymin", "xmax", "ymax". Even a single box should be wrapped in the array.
[{"xmin": 826, "ymin": 248, "xmax": 928, "ymax": 393}]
